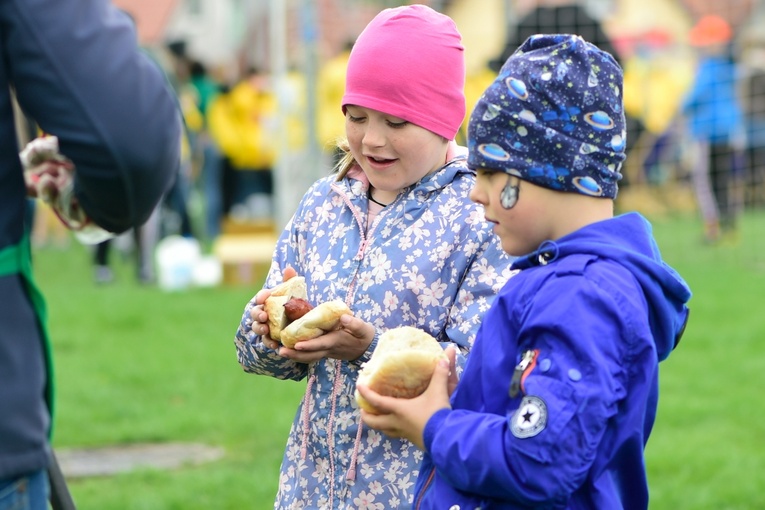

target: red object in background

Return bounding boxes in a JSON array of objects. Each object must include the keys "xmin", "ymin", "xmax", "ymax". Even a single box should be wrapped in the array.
[{"xmin": 688, "ymin": 15, "xmax": 732, "ymax": 47}]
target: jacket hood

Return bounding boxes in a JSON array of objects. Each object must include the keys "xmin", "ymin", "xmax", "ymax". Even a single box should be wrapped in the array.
[{"xmin": 513, "ymin": 212, "xmax": 691, "ymax": 360}]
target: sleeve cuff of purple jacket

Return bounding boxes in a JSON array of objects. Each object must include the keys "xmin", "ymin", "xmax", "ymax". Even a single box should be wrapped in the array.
[
  {"xmin": 351, "ymin": 329, "xmax": 379, "ymax": 368},
  {"xmin": 423, "ymin": 407, "xmax": 451, "ymax": 453}
]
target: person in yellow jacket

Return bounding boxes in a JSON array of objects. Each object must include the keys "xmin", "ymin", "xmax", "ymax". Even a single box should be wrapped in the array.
[
  {"xmin": 208, "ymin": 67, "xmax": 277, "ymax": 220},
  {"xmin": 316, "ymin": 42, "xmax": 353, "ymax": 166}
]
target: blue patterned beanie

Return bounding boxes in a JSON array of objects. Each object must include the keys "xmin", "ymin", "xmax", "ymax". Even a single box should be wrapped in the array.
[{"xmin": 467, "ymin": 34, "xmax": 626, "ymax": 198}]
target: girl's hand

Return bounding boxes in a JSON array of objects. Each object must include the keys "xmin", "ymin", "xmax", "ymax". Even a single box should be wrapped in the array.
[
  {"xmin": 249, "ymin": 267, "xmax": 299, "ymax": 350},
  {"xmin": 277, "ymin": 314, "xmax": 375, "ymax": 363}
]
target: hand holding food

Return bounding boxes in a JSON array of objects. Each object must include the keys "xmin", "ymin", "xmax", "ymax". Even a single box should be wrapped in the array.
[
  {"xmin": 263, "ymin": 276, "xmax": 309, "ymax": 342},
  {"xmin": 20, "ymin": 135, "xmax": 114, "ymax": 244},
  {"xmin": 263, "ymin": 276, "xmax": 352, "ymax": 348},
  {"xmin": 355, "ymin": 326, "xmax": 448, "ymax": 413}
]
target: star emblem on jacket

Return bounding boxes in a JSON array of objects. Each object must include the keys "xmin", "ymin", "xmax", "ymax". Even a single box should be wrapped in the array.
[{"xmin": 511, "ymin": 395, "xmax": 548, "ymax": 438}]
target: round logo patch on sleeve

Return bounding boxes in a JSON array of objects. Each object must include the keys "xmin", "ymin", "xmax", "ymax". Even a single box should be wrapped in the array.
[{"xmin": 510, "ymin": 395, "xmax": 548, "ymax": 438}]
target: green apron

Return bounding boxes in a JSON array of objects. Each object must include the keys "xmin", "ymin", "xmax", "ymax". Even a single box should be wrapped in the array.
[{"xmin": 0, "ymin": 232, "xmax": 55, "ymax": 436}]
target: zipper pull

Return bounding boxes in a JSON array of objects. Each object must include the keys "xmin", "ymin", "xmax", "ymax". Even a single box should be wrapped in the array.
[
  {"xmin": 509, "ymin": 349, "xmax": 536, "ymax": 398},
  {"xmin": 355, "ymin": 238, "xmax": 368, "ymax": 260}
]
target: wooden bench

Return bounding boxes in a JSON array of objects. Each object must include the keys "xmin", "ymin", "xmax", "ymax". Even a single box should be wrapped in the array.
[{"xmin": 212, "ymin": 219, "xmax": 278, "ymax": 286}]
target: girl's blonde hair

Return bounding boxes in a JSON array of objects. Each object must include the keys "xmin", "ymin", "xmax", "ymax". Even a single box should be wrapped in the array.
[{"xmin": 333, "ymin": 137, "xmax": 355, "ymax": 181}]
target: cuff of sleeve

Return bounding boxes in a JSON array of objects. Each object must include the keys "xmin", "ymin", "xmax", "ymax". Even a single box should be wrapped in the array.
[
  {"xmin": 423, "ymin": 408, "xmax": 451, "ymax": 453},
  {"xmin": 350, "ymin": 330, "xmax": 379, "ymax": 368}
]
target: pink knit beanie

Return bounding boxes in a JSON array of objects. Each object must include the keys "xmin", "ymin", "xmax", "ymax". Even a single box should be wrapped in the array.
[{"xmin": 342, "ymin": 4, "xmax": 466, "ymax": 141}]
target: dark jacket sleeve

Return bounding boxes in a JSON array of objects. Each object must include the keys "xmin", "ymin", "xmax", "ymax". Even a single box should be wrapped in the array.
[{"xmin": 2, "ymin": 0, "xmax": 182, "ymax": 232}]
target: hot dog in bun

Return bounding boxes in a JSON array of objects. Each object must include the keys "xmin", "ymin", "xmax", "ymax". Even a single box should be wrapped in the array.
[
  {"xmin": 280, "ymin": 299, "xmax": 351, "ymax": 348},
  {"xmin": 264, "ymin": 276, "xmax": 308, "ymax": 342},
  {"xmin": 355, "ymin": 326, "xmax": 447, "ymax": 413},
  {"xmin": 264, "ymin": 276, "xmax": 352, "ymax": 348}
]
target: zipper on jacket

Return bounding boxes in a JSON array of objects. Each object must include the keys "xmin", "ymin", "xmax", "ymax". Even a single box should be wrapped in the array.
[
  {"xmin": 413, "ymin": 466, "xmax": 436, "ymax": 510},
  {"xmin": 509, "ymin": 349, "xmax": 538, "ymax": 398}
]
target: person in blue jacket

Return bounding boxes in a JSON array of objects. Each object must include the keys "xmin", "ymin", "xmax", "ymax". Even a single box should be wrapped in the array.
[
  {"xmin": 681, "ymin": 15, "xmax": 746, "ymax": 244},
  {"xmin": 0, "ymin": 1, "xmax": 182, "ymax": 508},
  {"xmin": 357, "ymin": 34, "xmax": 692, "ymax": 509}
]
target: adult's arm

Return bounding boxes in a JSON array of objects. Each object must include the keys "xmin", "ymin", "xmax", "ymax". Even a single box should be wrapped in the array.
[{"xmin": 3, "ymin": 0, "xmax": 182, "ymax": 232}]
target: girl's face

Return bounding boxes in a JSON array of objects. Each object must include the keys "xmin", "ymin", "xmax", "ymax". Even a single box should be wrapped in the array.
[
  {"xmin": 469, "ymin": 170, "xmax": 552, "ymax": 256},
  {"xmin": 345, "ymin": 105, "xmax": 448, "ymax": 200}
]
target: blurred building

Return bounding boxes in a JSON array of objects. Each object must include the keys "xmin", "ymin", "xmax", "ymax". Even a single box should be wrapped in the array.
[{"xmin": 112, "ymin": 0, "xmax": 179, "ymax": 47}]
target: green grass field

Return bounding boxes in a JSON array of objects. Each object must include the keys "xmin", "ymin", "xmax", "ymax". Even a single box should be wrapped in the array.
[{"xmin": 34, "ymin": 209, "xmax": 765, "ymax": 509}]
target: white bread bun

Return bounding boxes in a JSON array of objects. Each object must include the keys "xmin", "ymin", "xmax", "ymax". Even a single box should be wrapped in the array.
[
  {"xmin": 354, "ymin": 326, "xmax": 447, "ymax": 413},
  {"xmin": 280, "ymin": 299, "xmax": 352, "ymax": 348},
  {"xmin": 264, "ymin": 276, "xmax": 307, "ymax": 341}
]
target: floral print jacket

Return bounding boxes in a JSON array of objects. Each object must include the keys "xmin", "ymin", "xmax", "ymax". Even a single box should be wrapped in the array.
[{"xmin": 235, "ymin": 152, "xmax": 514, "ymax": 509}]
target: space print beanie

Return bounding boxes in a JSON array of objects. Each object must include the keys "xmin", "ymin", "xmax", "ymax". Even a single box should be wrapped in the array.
[
  {"xmin": 467, "ymin": 34, "xmax": 626, "ymax": 198},
  {"xmin": 342, "ymin": 4, "xmax": 466, "ymax": 141}
]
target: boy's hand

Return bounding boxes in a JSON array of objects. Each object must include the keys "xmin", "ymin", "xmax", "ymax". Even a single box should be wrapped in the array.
[{"xmin": 357, "ymin": 346, "xmax": 456, "ymax": 450}]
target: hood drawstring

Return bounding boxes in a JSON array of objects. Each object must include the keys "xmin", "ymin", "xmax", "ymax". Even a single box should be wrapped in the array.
[
  {"xmin": 300, "ymin": 373, "xmax": 316, "ymax": 461},
  {"xmin": 300, "ymin": 363, "xmax": 348, "ymax": 507},
  {"xmin": 327, "ymin": 360, "xmax": 344, "ymax": 507},
  {"xmin": 346, "ymin": 418, "xmax": 364, "ymax": 481}
]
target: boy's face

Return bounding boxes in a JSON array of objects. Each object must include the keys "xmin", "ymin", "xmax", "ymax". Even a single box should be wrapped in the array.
[{"xmin": 470, "ymin": 170, "xmax": 554, "ymax": 256}]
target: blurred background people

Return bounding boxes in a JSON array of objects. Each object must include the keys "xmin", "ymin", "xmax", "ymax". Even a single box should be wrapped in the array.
[
  {"xmin": 92, "ymin": 207, "xmax": 161, "ymax": 285},
  {"xmin": 739, "ymin": 21, "xmax": 765, "ymax": 211},
  {"xmin": 316, "ymin": 40, "xmax": 353, "ymax": 168},
  {"xmin": 489, "ymin": 0, "xmax": 622, "ymax": 72},
  {"xmin": 208, "ymin": 67, "xmax": 278, "ymax": 224},
  {"xmin": 161, "ymin": 40, "xmax": 199, "ymax": 242},
  {"xmin": 186, "ymin": 60, "xmax": 226, "ymax": 241},
  {"xmin": 681, "ymin": 15, "xmax": 746, "ymax": 244}
]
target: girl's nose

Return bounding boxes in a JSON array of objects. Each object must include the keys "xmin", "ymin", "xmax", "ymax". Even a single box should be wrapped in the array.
[{"xmin": 362, "ymin": 120, "xmax": 385, "ymax": 148}]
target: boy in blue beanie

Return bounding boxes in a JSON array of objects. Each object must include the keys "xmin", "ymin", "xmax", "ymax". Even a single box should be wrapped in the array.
[{"xmin": 357, "ymin": 34, "xmax": 692, "ymax": 509}]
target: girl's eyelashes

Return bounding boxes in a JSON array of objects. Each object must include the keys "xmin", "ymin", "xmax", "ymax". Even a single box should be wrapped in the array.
[{"xmin": 345, "ymin": 108, "xmax": 407, "ymax": 128}]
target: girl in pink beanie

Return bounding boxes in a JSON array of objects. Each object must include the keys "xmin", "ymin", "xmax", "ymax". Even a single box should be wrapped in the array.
[
  {"xmin": 341, "ymin": 3, "xmax": 466, "ymax": 143},
  {"xmin": 334, "ymin": 3, "xmax": 468, "ymax": 209},
  {"xmin": 235, "ymin": 4, "xmax": 513, "ymax": 510}
]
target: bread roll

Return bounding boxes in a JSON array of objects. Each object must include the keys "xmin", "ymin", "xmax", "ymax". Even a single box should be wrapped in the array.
[
  {"xmin": 264, "ymin": 276, "xmax": 307, "ymax": 341},
  {"xmin": 354, "ymin": 326, "xmax": 447, "ymax": 412},
  {"xmin": 280, "ymin": 299, "xmax": 352, "ymax": 348}
]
